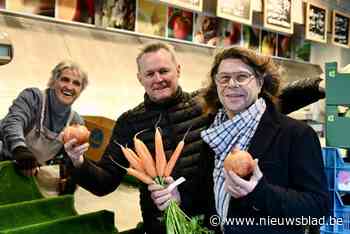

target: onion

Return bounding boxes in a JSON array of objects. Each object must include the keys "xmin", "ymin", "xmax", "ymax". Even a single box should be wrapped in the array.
[
  {"xmin": 224, "ymin": 149, "xmax": 255, "ymax": 178},
  {"xmin": 63, "ymin": 124, "xmax": 90, "ymax": 145}
]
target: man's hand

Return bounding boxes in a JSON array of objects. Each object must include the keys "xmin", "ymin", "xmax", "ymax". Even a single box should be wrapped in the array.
[
  {"xmin": 12, "ymin": 146, "xmax": 39, "ymax": 176},
  {"xmin": 148, "ymin": 177, "xmax": 181, "ymax": 211},
  {"xmin": 224, "ymin": 159, "xmax": 263, "ymax": 198},
  {"xmin": 64, "ymin": 138, "xmax": 89, "ymax": 168}
]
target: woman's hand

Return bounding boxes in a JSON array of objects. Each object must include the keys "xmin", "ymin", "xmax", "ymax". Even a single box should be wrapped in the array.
[
  {"xmin": 64, "ymin": 138, "xmax": 89, "ymax": 168},
  {"xmin": 148, "ymin": 177, "xmax": 181, "ymax": 211},
  {"xmin": 12, "ymin": 146, "xmax": 39, "ymax": 176},
  {"xmin": 224, "ymin": 159, "xmax": 263, "ymax": 198}
]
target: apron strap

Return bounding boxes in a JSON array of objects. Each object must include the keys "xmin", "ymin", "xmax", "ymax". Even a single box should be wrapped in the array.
[{"xmin": 38, "ymin": 90, "xmax": 47, "ymax": 133}]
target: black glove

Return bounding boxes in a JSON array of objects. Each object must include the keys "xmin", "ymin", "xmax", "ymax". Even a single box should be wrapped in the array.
[{"xmin": 12, "ymin": 146, "xmax": 38, "ymax": 176}]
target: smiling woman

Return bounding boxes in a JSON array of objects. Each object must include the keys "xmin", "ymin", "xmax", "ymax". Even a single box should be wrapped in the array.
[
  {"xmin": 47, "ymin": 61, "xmax": 88, "ymax": 106},
  {"xmin": 52, "ymin": 68, "xmax": 83, "ymax": 105},
  {"xmin": 0, "ymin": 60, "xmax": 89, "ymax": 195}
]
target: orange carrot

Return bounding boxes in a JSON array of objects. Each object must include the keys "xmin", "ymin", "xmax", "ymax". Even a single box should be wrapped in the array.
[
  {"xmin": 127, "ymin": 147, "xmax": 142, "ymax": 163},
  {"xmin": 119, "ymin": 144, "xmax": 144, "ymax": 173},
  {"xmin": 126, "ymin": 148, "xmax": 145, "ymax": 172},
  {"xmin": 155, "ymin": 127, "xmax": 167, "ymax": 177},
  {"xmin": 108, "ymin": 155, "xmax": 153, "ymax": 185},
  {"xmin": 134, "ymin": 135, "xmax": 157, "ymax": 178},
  {"xmin": 164, "ymin": 140, "xmax": 184, "ymax": 177},
  {"xmin": 127, "ymin": 168, "xmax": 154, "ymax": 185}
]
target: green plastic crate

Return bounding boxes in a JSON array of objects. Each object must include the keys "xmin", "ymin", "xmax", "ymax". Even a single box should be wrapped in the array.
[
  {"xmin": 326, "ymin": 62, "xmax": 350, "ymax": 148},
  {"xmin": 326, "ymin": 62, "xmax": 350, "ymax": 105}
]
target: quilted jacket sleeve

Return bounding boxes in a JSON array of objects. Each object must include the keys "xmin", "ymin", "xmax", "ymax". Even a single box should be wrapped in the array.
[{"xmin": 278, "ymin": 77, "xmax": 325, "ymax": 114}]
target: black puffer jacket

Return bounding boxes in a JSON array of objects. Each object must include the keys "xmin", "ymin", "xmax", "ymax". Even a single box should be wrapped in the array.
[
  {"xmin": 279, "ymin": 77, "xmax": 325, "ymax": 114},
  {"xmin": 71, "ymin": 88, "xmax": 210, "ymax": 233}
]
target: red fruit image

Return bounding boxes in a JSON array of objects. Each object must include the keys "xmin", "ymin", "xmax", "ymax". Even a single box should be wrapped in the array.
[{"xmin": 173, "ymin": 16, "xmax": 191, "ymax": 40}]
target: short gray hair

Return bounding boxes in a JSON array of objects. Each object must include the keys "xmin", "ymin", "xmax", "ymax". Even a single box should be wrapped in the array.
[
  {"xmin": 136, "ymin": 42, "xmax": 178, "ymax": 71},
  {"xmin": 47, "ymin": 60, "xmax": 89, "ymax": 90}
]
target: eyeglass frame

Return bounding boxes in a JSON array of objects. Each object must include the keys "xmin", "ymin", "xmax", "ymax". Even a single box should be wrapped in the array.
[{"xmin": 214, "ymin": 71, "xmax": 257, "ymax": 87}]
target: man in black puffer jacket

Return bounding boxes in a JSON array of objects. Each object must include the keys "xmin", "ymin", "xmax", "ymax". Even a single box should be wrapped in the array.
[{"xmin": 64, "ymin": 42, "xmax": 324, "ymax": 234}]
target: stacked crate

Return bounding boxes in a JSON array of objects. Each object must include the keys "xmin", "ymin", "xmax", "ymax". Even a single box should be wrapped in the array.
[
  {"xmin": 321, "ymin": 148, "xmax": 350, "ymax": 234},
  {"xmin": 322, "ymin": 62, "xmax": 350, "ymax": 233},
  {"xmin": 325, "ymin": 62, "xmax": 350, "ymax": 148}
]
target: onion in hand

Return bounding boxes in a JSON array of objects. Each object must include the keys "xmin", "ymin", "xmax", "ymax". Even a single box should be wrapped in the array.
[
  {"xmin": 63, "ymin": 124, "xmax": 90, "ymax": 145},
  {"xmin": 224, "ymin": 149, "xmax": 256, "ymax": 178}
]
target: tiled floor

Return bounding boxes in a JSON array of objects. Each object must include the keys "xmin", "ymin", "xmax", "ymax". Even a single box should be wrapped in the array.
[{"xmin": 74, "ymin": 184, "xmax": 142, "ymax": 232}]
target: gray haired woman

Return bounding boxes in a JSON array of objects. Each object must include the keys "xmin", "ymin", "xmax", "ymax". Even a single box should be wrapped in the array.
[{"xmin": 0, "ymin": 60, "xmax": 89, "ymax": 194}]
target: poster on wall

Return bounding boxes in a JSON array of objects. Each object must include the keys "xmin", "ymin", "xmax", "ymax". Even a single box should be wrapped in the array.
[
  {"xmin": 193, "ymin": 14, "xmax": 221, "ymax": 46},
  {"xmin": 217, "ymin": 0, "xmax": 252, "ymax": 25},
  {"xmin": 136, "ymin": 0, "xmax": 167, "ymax": 37},
  {"xmin": 292, "ymin": 30, "xmax": 311, "ymax": 62},
  {"xmin": 160, "ymin": 0, "xmax": 202, "ymax": 12},
  {"xmin": 263, "ymin": 0, "xmax": 293, "ymax": 34},
  {"xmin": 243, "ymin": 25, "xmax": 260, "ymax": 52},
  {"xmin": 0, "ymin": 0, "xmax": 5, "ymax": 9},
  {"xmin": 305, "ymin": 2, "xmax": 328, "ymax": 43},
  {"xmin": 277, "ymin": 34, "xmax": 291, "ymax": 58},
  {"xmin": 221, "ymin": 20, "xmax": 242, "ymax": 46},
  {"xmin": 95, "ymin": 0, "xmax": 136, "ymax": 31},
  {"xmin": 261, "ymin": 30, "xmax": 277, "ymax": 56},
  {"xmin": 167, "ymin": 7, "xmax": 194, "ymax": 42},
  {"xmin": 56, "ymin": 0, "xmax": 95, "ymax": 24},
  {"xmin": 332, "ymin": 10, "xmax": 350, "ymax": 48},
  {"xmin": 6, "ymin": 0, "xmax": 55, "ymax": 17},
  {"xmin": 295, "ymin": 41, "xmax": 310, "ymax": 62}
]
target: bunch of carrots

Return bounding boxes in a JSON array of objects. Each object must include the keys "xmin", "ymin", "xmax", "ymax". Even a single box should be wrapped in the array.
[{"xmin": 110, "ymin": 127, "xmax": 213, "ymax": 234}]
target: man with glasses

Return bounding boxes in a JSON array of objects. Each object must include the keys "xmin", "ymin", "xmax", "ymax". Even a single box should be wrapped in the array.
[
  {"xmin": 196, "ymin": 45, "xmax": 328, "ymax": 234},
  {"xmin": 215, "ymin": 72, "xmax": 256, "ymax": 87},
  {"xmin": 64, "ymin": 42, "xmax": 324, "ymax": 234},
  {"xmin": 0, "ymin": 60, "xmax": 88, "ymax": 193}
]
